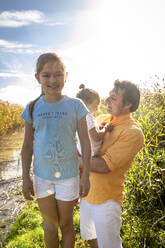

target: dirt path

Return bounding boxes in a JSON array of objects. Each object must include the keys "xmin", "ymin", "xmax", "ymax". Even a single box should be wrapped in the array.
[{"xmin": 0, "ymin": 177, "xmax": 25, "ymax": 244}]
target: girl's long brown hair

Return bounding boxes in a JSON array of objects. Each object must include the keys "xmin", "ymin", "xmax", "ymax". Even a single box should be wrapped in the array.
[{"xmin": 29, "ymin": 52, "xmax": 65, "ymax": 121}]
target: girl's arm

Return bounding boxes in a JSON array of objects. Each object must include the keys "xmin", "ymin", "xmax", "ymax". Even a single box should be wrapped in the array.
[
  {"xmin": 77, "ymin": 116, "xmax": 91, "ymax": 197},
  {"xmin": 21, "ymin": 121, "xmax": 34, "ymax": 200}
]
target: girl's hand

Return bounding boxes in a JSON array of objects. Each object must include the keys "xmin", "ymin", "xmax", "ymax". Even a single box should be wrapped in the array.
[
  {"xmin": 79, "ymin": 173, "xmax": 90, "ymax": 198},
  {"xmin": 22, "ymin": 177, "xmax": 34, "ymax": 200}
]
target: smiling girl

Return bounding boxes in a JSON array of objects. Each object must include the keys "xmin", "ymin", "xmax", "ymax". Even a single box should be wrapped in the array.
[{"xmin": 21, "ymin": 52, "xmax": 91, "ymax": 248}]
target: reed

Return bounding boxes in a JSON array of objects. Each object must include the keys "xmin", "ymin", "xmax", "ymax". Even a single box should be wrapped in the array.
[{"xmin": 0, "ymin": 101, "xmax": 24, "ymax": 136}]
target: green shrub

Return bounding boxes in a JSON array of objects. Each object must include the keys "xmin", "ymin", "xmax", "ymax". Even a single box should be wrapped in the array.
[{"xmin": 121, "ymin": 85, "xmax": 165, "ymax": 247}]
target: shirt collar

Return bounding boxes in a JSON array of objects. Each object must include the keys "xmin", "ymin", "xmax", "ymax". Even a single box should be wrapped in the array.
[{"xmin": 110, "ymin": 113, "xmax": 131, "ymax": 126}]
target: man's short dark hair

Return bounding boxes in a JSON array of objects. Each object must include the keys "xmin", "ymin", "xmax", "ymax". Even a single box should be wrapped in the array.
[{"xmin": 114, "ymin": 80, "xmax": 140, "ymax": 112}]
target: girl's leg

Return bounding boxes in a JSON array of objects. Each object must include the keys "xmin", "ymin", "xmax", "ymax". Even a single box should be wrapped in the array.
[
  {"xmin": 37, "ymin": 194, "xmax": 59, "ymax": 248},
  {"xmin": 57, "ymin": 200, "xmax": 75, "ymax": 248}
]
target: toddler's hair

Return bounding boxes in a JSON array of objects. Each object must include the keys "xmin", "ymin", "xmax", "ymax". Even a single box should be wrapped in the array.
[
  {"xmin": 29, "ymin": 52, "xmax": 65, "ymax": 121},
  {"xmin": 76, "ymin": 84, "xmax": 100, "ymax": 105}
]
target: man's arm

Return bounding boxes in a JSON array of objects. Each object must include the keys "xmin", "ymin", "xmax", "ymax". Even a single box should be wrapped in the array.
[{"xmin": 90, "ymin": 156, "xmax": 110, "ymax": 173}]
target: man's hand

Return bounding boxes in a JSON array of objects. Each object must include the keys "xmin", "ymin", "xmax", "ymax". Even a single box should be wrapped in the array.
[{"xmin": 22, "ymin": 177, "xmax": 34, "ymax": 200}]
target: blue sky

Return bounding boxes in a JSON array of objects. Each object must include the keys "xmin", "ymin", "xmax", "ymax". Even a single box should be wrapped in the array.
[{"xmin": 0, "ymin": 0, "xmax": 165, "ymax": 105}]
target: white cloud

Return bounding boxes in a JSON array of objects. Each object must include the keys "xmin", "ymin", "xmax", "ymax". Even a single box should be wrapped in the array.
[
  {"xmin": 0, "ymin": 72, "xmax": 19, "ymax": 78},
  {"xmin": 1, "ymin": 48, "xmax": 42, "ymax": 55},
  {"xmin": 45, "ymin": 21, "xmax": 65, "ymax": 26},
  {"xmin": 0, "ymin": 71, "xmax": 31, "ymax": 80},
  {"xmin": 0, "ymin": 39, "xmax": 33, "ymax": 49},
  {"xmin": 0, "ymin": 10, "xmax": 45, "ymax": 27},
  {"xmin": 0, "ymin": 39, "xmax": 43, "ymax": 54}
]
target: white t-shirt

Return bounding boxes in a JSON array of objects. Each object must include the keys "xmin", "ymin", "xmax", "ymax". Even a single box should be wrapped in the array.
[{"xmin": 77, "ymin": 113, "xmax": 102, "ymax": 156}]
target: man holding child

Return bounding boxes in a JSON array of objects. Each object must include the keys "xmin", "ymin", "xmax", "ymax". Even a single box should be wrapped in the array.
[{"xmin": 80, "ymin": 80, "xmax": 144, "ymax": 248}]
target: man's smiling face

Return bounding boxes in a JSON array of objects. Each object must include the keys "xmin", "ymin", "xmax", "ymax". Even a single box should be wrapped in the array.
[{"xmin": 106, "ymin": 88, "xmax": 131, "ymax": 117}]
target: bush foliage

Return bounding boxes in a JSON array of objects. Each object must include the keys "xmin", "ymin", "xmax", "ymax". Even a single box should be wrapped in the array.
[{"xmin": 121, "ymin": 85, "xmax": 165, "ymax": 247}]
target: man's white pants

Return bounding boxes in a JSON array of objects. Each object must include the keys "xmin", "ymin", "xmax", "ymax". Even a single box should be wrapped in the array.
[{"xmin": 80, "ymin": 199, "xmax": 122, "ymax": 248}]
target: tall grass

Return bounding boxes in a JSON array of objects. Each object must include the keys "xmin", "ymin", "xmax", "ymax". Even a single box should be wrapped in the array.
[
  {"xmin": 122, "ymin": 85, "xmax": 165, "ymax": 247},
  {"xmin": 3, "ymin": 202, "xmax": 89, "ymax": 248},
  {"xmin": 0, "ymin": 101, "xmax": 24, "ymax": 136}
]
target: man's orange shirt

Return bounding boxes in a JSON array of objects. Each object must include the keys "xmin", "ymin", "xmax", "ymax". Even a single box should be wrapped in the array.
[{"xmin": 84, "ymin": 113, "xmax": 144, "ymax": 205}]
